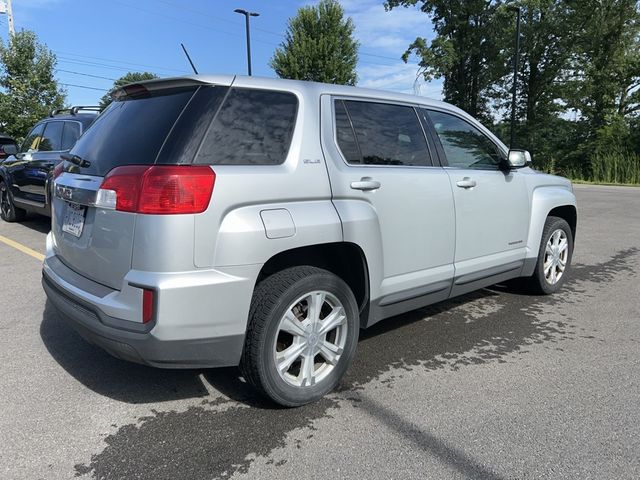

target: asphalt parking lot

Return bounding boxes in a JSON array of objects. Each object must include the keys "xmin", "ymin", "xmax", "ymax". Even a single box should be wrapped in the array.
[{"xmin": 1, "ymin": 184, "xmax": 639, "ymax": 480}]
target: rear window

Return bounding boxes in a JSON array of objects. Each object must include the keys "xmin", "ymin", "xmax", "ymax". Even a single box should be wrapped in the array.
[
  {"xmin": 195, "ymin": 88, "xmax": 298, "ymax": 165},
  {"xmin": 69, "ymin": 86, "xmax": 197, "ymax": 176}
]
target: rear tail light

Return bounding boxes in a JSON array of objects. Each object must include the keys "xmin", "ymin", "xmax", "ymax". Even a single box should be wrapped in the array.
[
  {"xmin": 53, "ymin": 162, "xmax": 64, "ymax": 180},
  {"xmin": 142, "ymin": 288, "xmax": 154, "ymax": 323},
  {"xmin": 96, "ymin": 165, "xmax": 215, "ymax": 214}
]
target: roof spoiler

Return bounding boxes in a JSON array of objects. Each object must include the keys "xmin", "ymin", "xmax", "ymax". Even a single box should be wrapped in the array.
[{"xmin": 110, "ymin": 75, "xmax": 235, "ymax": 102}]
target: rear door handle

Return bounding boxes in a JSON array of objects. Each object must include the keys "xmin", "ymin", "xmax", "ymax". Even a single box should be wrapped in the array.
[
  {"xmin": 350, "ymin": 178, "xmax": 381, "ymax": 191},
  {"xmin": 456, "ymin": 177, "xmax": 477, "ymax": 189}
]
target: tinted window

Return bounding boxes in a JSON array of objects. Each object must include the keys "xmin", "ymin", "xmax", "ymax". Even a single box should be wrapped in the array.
[
  {"xmin": 426, "ymin": 110, "xmax": 503, "ymax": 169},
  {"xmin": 195, "ymin": 88, "xmax": 297, "ymax": 165},
  {"xmin": 39, "ymin": 121, "xmax": 64, "ymax": 151},
  {"xmin": 334, "ymin": 100, "xmax": 361, "ymax": 164},
  {"xmin": 20, "ymin": 124, "xmax": 45, "ymax": 153},
  {"xmin": 342, "ymin": 100, "xmax": 430, "ymax": 166},
  {"xmin": 61, "ymin": 122, "xmax": 81, "ymax": 150},
  {"xmin": 157, "ymin": 86, "xmax": 228, "ymax": 165},
  {"xmin": 70, "ymin": 86, "xmax": 197, "ymax": 176}
]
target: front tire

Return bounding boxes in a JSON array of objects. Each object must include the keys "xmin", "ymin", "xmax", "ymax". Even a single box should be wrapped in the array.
[
  {"xmin": 240, "ymin": 266, "xmax": 359, "ymax": 407},
  {"xmin": 0, "ymin": 180, "xmax": 26, "ymax": 222},
  {"xmin": 527, "ymin": 216, "xmax": 573, "ymax": 294}
]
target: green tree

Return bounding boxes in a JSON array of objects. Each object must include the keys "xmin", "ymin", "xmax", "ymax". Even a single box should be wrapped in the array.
[
  {"xmin": 271, "ymin": 0, "xmax": 359, "ymax": 85},
  {"xmin": 99, "ymin": 71, "xmax": 159, "ymax": 109},
  {"xmin": 0, "ymin": 30, "xmax": 65, "ymax": 141},
  {"xmin": 487, "ymin": 0, "xmax": 583, "ymax": 173},
  {"xmin": 558, "ymin": 0, "xmax": 640, "ymax": 177},
  {"xmin": 385, "ymin": 0, "xmax": 509, "ymax": 121},
  {"xmin": 566, "ymin": 0, "xmax": 640, "ymax": 134}
]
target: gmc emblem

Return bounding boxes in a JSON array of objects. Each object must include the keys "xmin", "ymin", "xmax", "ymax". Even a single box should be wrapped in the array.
[{"xmin": 56, "ymin": 185, "xmax": 73, "ymax": 201}]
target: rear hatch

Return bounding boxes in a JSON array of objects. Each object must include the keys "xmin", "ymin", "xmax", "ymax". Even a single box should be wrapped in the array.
[{"xmin": 51, "ymin": 78, "xmax": 231, "ymax": 289}]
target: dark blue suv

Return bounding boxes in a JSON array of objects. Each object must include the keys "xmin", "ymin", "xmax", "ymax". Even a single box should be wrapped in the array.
[{"xmin": 0, "ymin": 107, "xmax": 99, "ymax": 222}]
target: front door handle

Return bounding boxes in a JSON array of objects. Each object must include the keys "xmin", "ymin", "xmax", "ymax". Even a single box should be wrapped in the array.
[
  {"xmin": 456, "ymin": 177, "xmax": 477, "ymax": 189},
  {"xmin": 351, "ymin": 177, "xmax": 381, "ymax": 191}
]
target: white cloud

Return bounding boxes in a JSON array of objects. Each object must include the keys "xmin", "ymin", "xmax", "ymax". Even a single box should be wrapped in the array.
[
  {"xmin": 340, "ymin": 0, "xmax": 441, "ymax": 98},
  {"xmin": 358, "ymin": 61, "xmax": 442, "ymax": 99},
  {"xmin": 342, "ymin": 0, "xmax": 432, "ymax": 54}
]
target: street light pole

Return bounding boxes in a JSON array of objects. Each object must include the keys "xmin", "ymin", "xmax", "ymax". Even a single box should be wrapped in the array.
[
  {"xmin": 234, "ymin": 8, "xmax": 259, "ymax": 76},
  {"xmin": 509, "ymin": 6, "xmax": 521, "ymax": 149}
]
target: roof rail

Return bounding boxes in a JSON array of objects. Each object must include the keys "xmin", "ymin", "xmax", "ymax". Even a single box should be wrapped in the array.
[
  {"xmin": 70, "ymin": 106, "xmax": 102, "ymax": 115},
  {"xmin": 50, "ymin": 106, "xmax": 102, "ymax": 117}
]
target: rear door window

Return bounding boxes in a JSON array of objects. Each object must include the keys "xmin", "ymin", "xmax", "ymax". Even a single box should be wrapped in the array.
[
  {"xmin": 340, "ymin": 100, "xmax": 431, "ymax": 167},
  {"xmin": 61, "ymin": 121, "xmax": 81, "ymax": 150},
  {"xmin": 39, "ymin": 121, "xmax": 64, "ymax": 152},
  {"xmin": 69, "ymin": 86, "xmax": 198, "ymax": 176},
  {"xmin": 20, "ymin": 124, "xmax": 45, "ymax": 153},
  {"xmin": 195, "ymin": 88, "xmax": 298, "ymax": 165}
]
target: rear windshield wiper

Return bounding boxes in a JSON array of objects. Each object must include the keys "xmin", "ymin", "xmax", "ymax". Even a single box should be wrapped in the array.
[{"xmin": 60, "ymin": 153, "xmax": 91, "ymax": 168}]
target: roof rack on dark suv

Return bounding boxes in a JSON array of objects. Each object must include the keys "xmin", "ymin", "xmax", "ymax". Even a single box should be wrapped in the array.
[{"xmin": 50, "ymin": 106, "xmax": 102, "ymax": 117}]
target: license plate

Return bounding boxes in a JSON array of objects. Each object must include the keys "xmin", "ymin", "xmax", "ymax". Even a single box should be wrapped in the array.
[{"xmin": 62, "ymin": 202, "xmax": 86, "ymax": 238}]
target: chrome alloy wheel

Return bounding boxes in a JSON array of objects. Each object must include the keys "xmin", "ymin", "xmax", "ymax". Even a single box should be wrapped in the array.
[
  {"xmin": 273, "ymin": 290, "xmax": 348, "ymax": 388},
  {"xmin": 544, "ymin": 228, "xmax": 569, "ymax": 285}
]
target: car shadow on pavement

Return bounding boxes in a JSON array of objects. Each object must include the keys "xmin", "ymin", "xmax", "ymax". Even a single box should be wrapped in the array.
[
  {"xmin": 17, "ymin": 214, "xmax": 51, "ymax": 234},
  {"xmin": 40, "ymin": 301, "xmax": 210, "ymax": 404}
]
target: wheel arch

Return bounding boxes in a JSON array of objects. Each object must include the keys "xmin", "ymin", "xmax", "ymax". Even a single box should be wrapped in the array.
[
  {"xmin": 523, "ymin": 185, "xmax": 577, "ymax": 275},
  {"xmin": 256, "ymin": 242, "xmax": 370, "ymax": 325},
  {"xmin": 548, "ymin": 204, "xmax": 577, "ymax": 241}
]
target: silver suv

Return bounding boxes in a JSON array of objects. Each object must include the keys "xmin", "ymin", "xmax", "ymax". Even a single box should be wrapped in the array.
[{"xmin": 43, "ymin": 75, "xmax": 577, "ymax": 406}]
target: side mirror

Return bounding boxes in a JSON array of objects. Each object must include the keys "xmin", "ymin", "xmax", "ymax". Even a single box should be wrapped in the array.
[
  {"xmin": 507, "ymin": 149, "xmax": 532, "ymax": 168},
  {"xmin": 1, "ymin": 144, "xmax": 18, "ymax": 156}
]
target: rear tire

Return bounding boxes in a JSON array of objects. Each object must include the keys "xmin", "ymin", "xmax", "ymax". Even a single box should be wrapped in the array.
[
  {"xmin": 240, "ymin": 266, "xmax": 359, "ymax": 407},
  {"xmin": 526, "ymin": 216, "xmax": 573, "ymax": 295},
  {"xmin": 0, "ymin": 180, "xmax": 26, "ymax": 222}
]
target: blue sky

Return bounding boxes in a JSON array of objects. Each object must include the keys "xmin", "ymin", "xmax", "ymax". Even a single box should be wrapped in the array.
[{"xmin": 0, "ymin": 0, "xmax": 441, "ymax": 106}]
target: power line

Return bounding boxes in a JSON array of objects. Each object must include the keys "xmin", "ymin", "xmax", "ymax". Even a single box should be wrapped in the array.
[
  {"xmin": 57, "ymin": 57, "xmax": 171, "ymax": 76},
  {"xmin": 56, "ymin": 69, "xmax": 117, "ymax": 81},
  {"xmin": 152, "ymin": 0, "xmax": 284, "ymax": 38},
  {"xmin": 60, "ymin": 83, "xmax": 109, "ymax": 92},
  {"xmin": 54, "ymin": 50, "xmax": 189, "ymax": 74}
]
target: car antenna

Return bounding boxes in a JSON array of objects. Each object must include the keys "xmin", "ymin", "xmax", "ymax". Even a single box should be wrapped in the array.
[{"xmin": 181, "ymin": 43, "xmax": 199, "ymax": 75}]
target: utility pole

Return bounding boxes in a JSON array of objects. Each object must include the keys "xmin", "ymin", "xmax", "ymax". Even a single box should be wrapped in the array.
[
  {"xmin": 509, "ymin": 6, "xmax": 521, "ymax": 149},
  {"xmin": 234, "ymin": 8, "xmax": 259, "ymax": 76}
]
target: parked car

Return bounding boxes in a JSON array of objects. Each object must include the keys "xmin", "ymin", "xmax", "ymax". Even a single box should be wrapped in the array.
[
  {"xmin": 42, "ymin": 76, "xmax": 577, "ymax": 406},
  {"xmin": 0, "ymin": 107, "xmax": 100, "ymax": 222},
  {"xmin": 0, "ymin": 134, "xmax": 18, "ymax": 161}
]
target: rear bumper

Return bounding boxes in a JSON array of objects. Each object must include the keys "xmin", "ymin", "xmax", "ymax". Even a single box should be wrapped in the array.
[
  {"xmin": 42, "ymin": 241, "xmax": 261, "ymax": 368},
  {"xmin": 42, "ymin": 273, "xmax": 244, "ymax": 368}
]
